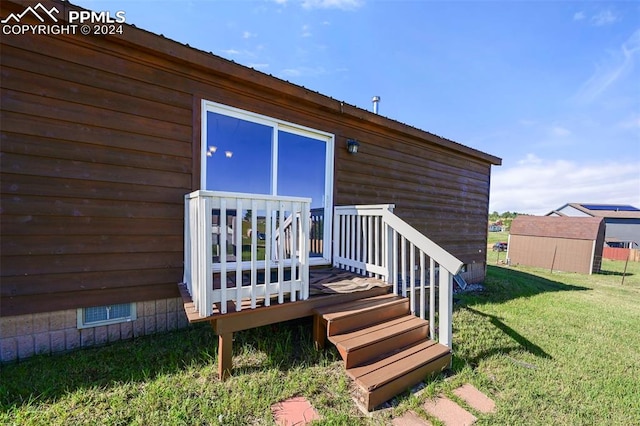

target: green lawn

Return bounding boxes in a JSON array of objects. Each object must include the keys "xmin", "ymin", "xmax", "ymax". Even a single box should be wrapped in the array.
[{"xmin": 2, "ymin": 259, "xmax": 639, "ymax": 425}]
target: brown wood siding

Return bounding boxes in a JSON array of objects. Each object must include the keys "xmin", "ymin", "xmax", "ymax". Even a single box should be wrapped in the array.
[
  {"xmin": 334, "ymin": 133, "xmax": 492, "ymax": 267},
  {"xmin": 1, "ymin": 0, "xmax": 498, "ymax": 316},
  {"xmin": 0, "ymin": 20, "xmax": 192, "ymax": 316}
]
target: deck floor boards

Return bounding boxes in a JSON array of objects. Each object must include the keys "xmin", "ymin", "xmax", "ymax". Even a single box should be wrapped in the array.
[{"xmin": 179, "ymin": 266, "xmax": 391, "ymax": 323}]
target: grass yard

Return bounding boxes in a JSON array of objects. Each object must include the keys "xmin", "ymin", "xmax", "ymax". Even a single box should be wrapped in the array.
[{"xmin": 1, "ymin": 259, "xmax": 639, "ymax": 425}]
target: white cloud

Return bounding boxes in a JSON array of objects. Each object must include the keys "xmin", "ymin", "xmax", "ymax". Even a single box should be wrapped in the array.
[
  {"xmin": 301, "ymin": 0, "xmax": 363, "ymax": 10},
  {"xmin": 574, "ymin": 29, "xmax": 640, "ymax": 103},
  {"xmin": 591, "ymin": 9, "xmax": 619, "ymax": 26},
  {"xmin": 248, "ymin": 63, "xmax": 270, "ymax": 70},
  {"xmin": 242, "ymin": 31, "xmax": 256, "ymax": 39},
  {"xmin": 573, "ymin": 11, "xmax": 585, "ymax": 21},
  {"xmin": 518, "ymin": 119, "xmax": 536, "ymax": 127},
  {"xmin": 551, "ymin": 125, "xmax": 571, "ymax": 137},
  {"xmin": 280, "ymin": 66, "xmax": 326, "ymax": 78},
  {"xmin": 490, "ymin": 156, "xmax": 640, "ymax": 215},
  {"xmin": 220, "ymin": 49, "xmax": 240, "ymax": 55},
  {"xmin": 618, "ymin": 114, "xmax": 640, "ymax": 129},
  {"xmin": 517, "ymin": 153, "xmax": 543, "ymax": 165},
  {"xmin": 301, "ymin": 24, "xmax": 312, "ymax": 37}
]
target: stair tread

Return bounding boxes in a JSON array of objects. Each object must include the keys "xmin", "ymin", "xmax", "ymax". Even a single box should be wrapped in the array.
[
  {"xmin": 314, "ymin": 294, "xmax": 406, "ymax": 321},
  {"xmin": 348, "ymin": 340, "xmax": 450, "ymax": 391},
  {"xmin": 330, "ymin": 315, "xmax": 427, "ymax": 351}
]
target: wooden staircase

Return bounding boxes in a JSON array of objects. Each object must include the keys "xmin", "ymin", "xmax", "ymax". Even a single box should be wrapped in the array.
[{"xmin": 313, "ymin": 294, "xmax": 451, "ymax": 411}]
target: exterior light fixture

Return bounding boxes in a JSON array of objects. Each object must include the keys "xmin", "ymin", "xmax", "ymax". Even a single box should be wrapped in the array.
[
  {"xmin": 346, "ymin": 139, "xmax": 360, "ymax": 154},
  {"xmin": 206, "ymin": 151, "xmax": 212, "ymax": 157},
  {"xmin": 209, "ymin": 146, "xmax": 217, "ymax": 153},
  {"xmin": 225, "ymin": 151, "xmax": 233, "ymax": 158}
]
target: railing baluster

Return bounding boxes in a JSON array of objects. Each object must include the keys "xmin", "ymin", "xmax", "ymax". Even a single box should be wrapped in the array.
[
  {"xmin": 235, "ymin": 198, "xmax": 243, "ymax": 311},
  {"xmin": 420, "ymin": 250, "xmax": 426, "ymax": 320},
  {"xmin": 265, "ymin": 200, "xmax": 272, "ymax": 307},
  {"xmin": 367, "ymin": 216, "xmax": 373, "ymax": 277},
  {"xmin": 355, "ymin": 214, "xmax": 362, "ymax": 275},
  {"xmin": 401, "ymin": 236, "xmax": 407, "ymax": 298},
  {"xmin": 340, "ymin": 214, "xmax": 346, "ymax": 269},
  {"xmin": 277, "ymin": 201, "xmax": 285, "ymax": 304},
  {"xmin": 410, "ymin": 242, "xmax": 415, "ymax": 314},
  {"xmin": 291, "ymin": 202, "xmax": 298, "ymax": 302},
  {"xmin": 333, "ymin": 211, "xmax": 340, "ymax": 268},
  {"xmin": 392, "ymin": 229, "xmax": 398, "ymax": 294},
  {"xmin": 250, "ymin": 200, "xmax": 257, "ymax": 309},
  {"xmin": 301, "ymin": 202, "xmax": 310, "ymax": 300},
  {"xmin": 374, "ymin": 216, "xmax": 380, "ymax": 279},
  {"xmin": 345, "ymin": 215, "xmax": 353, "ymax": 272},
  {"xmin": 220, "ymin": 198, "xmax": 227, "ymax": 314},
  {"xmin": 429, "ymin": 257, "xmax": 435, "ymax": 340}
]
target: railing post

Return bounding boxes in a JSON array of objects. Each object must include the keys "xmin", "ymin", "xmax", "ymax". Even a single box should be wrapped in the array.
[
  {"xmin": 388, "ymin": 220, "xmax": 398, "ymax": 286},
  {"xmin": 202, "ymin": 196, "xmax": 213, "ymax": 317},
  {"xmin": 438, "ymin": 269, "xmax": 453, "ymax": 349}
]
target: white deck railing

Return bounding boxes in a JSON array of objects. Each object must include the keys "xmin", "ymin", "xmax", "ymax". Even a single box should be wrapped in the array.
[
  {"xmin": 184, "ymin": 190, "xmax": 311, "ymax": 317},
  {"xmin": 333, "ymin": 205, "xmax": 463, "ymax": 348}
]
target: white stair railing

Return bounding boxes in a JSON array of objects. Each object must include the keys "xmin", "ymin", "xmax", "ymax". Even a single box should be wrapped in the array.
[
  {"xmin": 184, "ymin": 190, "xmax": 311, "ymax": 317},
  {"xmin": 333, "ymin": 205, "xmax": 463, "ymax": 348}
]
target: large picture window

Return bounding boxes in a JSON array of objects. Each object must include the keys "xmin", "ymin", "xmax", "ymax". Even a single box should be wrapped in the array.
[{"xmin": 201, "ymin": 100, "xmax": 334, "ymax": 263}]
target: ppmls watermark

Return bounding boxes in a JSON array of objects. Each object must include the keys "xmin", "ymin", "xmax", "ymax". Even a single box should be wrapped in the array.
[{"xmin": 1, "ymin": 2, "xmax": 126, "ymax": 36}]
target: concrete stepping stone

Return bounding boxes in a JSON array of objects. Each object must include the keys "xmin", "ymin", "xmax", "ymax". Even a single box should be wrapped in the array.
[
  {"xmin": 271, "ymin": 396, "xmax": 321, "ymax": 425},
  {"xmin": 422, "ymin": 395, "xmax": 477, "ymax": 426},
  {"xmin": 453, "ymin": 384, "xmax": 496, "ymax": 414},
  {"xmin": 392, "ymin": 410, "xmax": 433, "ymax": 425}
]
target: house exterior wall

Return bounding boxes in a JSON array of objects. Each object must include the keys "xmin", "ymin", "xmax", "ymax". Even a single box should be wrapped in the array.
[
  {"xmin": 0, "ymin": 297, "xmax": 189, "ymax": 362},
  {"xmin": 604, "ymin": 219, "xmax": 640, "ymax": 247},
  {"xmin": 0, "ymin": 0, "xmax": 499, "ymax": 360},
  {"xmin": 508, "ymin": 235, "xmax": 597, "ymax": 274}
]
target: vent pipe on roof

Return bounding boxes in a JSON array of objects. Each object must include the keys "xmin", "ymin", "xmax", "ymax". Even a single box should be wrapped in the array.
[{"xmin": 372, "ymin": 96, "xmax": 380, "ymax": 114}]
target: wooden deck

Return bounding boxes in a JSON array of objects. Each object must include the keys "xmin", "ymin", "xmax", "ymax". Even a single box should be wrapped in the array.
[{"xmin": 178, "ymin": 267, "xmax": 391, "ymax": 379}]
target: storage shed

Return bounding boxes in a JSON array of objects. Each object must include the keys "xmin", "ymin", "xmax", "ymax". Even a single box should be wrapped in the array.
[{"xmin": 508, "ymin": 216, "xmax": 605, "ymax": 274}]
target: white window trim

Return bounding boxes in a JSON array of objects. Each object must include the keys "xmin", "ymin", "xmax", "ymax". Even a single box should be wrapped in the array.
[
  {"xmin": 77, "ymin": 302, "xmax": 137, "ymax": 329},
  {"xmin": 201, "ymin": 100, "xmax": 335, "ymax": 265}
]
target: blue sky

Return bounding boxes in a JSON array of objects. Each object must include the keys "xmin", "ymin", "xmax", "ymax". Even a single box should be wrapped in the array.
[{"xmin": 74, "ymin": 0, "xmax": 640, "ymax": 215}]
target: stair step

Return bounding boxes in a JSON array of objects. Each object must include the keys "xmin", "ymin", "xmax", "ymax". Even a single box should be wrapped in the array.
[
  {"xmin": 348, "ymin": 340, "xmax": 451, "ymax": 411},
  {"xmin": 314, "ymin": 294, "xmax": 409, "ymax": 336},
  {"xmin": 331, "ymin": 315, "xmax": 429, "ymax": 368}
]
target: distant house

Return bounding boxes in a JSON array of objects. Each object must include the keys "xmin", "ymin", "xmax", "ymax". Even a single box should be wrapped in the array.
[
  {"xmin": 508, "ymin": 216, "xmax": 605, "ymax": 274},
  {"xmin": 546, "ymin": 203, "xmax": 640, "ymax": 249},
  {"xmin": 488, "ymin": 224, "xmax": 503, "ymax": 232}
]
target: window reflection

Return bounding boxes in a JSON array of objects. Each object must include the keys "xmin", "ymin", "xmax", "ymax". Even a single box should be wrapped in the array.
[
  {"xmin": 205, "ymin": 112, "xmax": 272, "ymax": 194},
  {"xmin": 278, "ymin": 131, "xmax": 326, "ymax": 257}
]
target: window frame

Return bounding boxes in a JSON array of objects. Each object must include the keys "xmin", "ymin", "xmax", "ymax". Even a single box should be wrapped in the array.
[
  {"xmin": 77, "ymin": 303, "xmax": 137, "ymax": 329},
  {"xmin": 200, "ymin": 100, "xmax": 335, "ymax": 265}
]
